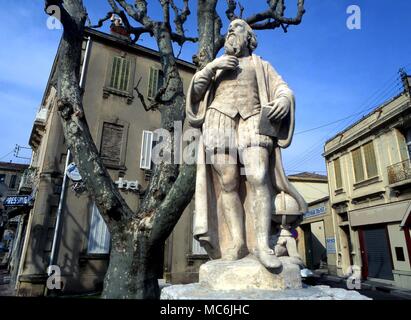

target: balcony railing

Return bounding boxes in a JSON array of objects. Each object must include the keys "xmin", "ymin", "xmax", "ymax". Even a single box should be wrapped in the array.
[
  {"xmin": 18, "ymin": 167, "xmax": 37, "ymax": 194},
  {"xmin": 387, "ymin": 160, "xmax": 411, "ymax": 185}
]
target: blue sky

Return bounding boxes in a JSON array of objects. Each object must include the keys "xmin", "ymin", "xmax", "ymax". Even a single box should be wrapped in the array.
[{"xmin": 1, "ymin": 1, "xmax": 411, "ymax": 175}]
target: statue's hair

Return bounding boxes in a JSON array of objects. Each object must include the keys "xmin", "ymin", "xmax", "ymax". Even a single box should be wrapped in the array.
[
  {"xmin": 246, "ymin": 24, "xmax": 258, "ymax": 53},
  {"xmin": 230, "ymin": 19, "xmax": 258, "ymax": 53}
]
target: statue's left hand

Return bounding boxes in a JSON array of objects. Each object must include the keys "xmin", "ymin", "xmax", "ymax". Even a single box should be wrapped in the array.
[{"xmin": 266, "ymin": 97, "xmax": 290, "ymax": 120}]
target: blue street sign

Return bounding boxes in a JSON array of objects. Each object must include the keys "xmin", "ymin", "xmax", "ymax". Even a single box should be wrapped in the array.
[{"xmin": 3, "ymin": 195, "xmax": 33, "ymax": 207}]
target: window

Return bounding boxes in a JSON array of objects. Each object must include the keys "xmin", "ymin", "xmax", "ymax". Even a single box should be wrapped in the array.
[
  {"xmin": 109, "ymin": 56, "xmax": 130, "ymax": 92},
  {"xmin": 103, "ymin": 55, "xmax": 135, "ymax": 104},
  {"xmin": 88, "ymin": 203, "xmax": 111, "ymax": 254},
  {"xmin": 334, "ymin": 158, "xmax": 342, "ymax": 189},
  {"xmin": 140, "ymin": 130, "xmax": 153, "ymax": 170},
  {"xmin": 100, "ymin": 122, "xmax": 124, "ymax": 168},
  {"xmin": 351, "ymin": 141, "xmax": 378, "ymax": 183},
  {"xmin": 395, "ymin": 247, "xmax": 405, "ymax": 262},
  {"xmin": 147, "ymin": 66, "xmax": 164, "ymax": 99},
  {"xmin": 9, "ymin": 175, "xmax": 17, "ymax": 189}
]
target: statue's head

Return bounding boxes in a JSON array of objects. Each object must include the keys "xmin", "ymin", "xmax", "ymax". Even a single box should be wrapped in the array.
[{"xmin": 224, "ymin": 19, "xmax": 258, "ymax": 57}]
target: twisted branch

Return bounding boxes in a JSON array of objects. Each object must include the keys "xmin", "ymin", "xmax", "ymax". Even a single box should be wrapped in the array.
[{"xmin": 246, "ymin": 0, "xmax": 305, "ymax": 31}]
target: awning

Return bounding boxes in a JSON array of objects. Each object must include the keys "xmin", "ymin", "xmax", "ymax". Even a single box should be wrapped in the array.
[
  {"xmin": 349, "ymin": 201, "xmax": 411, "ymax": 227},
  {"xmin": 7, "ymin": 206, "xmax": 31, "ymax": 220}
]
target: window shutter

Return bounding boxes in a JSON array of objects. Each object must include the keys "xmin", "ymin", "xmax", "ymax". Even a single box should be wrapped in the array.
[
  {"xmin": 148, "ymin": 67, "xmax": 163, "ymax": 99},
  {"xmin": 148, "ymin": 67, "xmax": 156, "ymax": 98},
  {"xmin": 100, "ymin": 122, "xmax": 124, "ymax": 166},
  {"xmin": 334, "ymin": 158, "xmax": 342, "ymax": 189},
  {"xmin": 9, "ymin": 175, "xmax": 17, "ymax": 189},
  {"xmin": 352, "ymin": 147, "xmax": 365, "ymax": 182},
  {"xmin": 87, "ymin": 204, "xmax": 111, "ymax": 254},
  {"xmin": 109, "ymin": 56, "xmax": 130, "ymax": 92},
  {"xmin": 363, "ymin": 141, "xmax": 378, "ymax": 178},
  {"xmin": 140, "ymin": 130, "xmax": 154, "ymax": 170}
]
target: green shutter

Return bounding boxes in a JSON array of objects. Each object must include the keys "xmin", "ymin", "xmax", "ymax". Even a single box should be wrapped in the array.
[
  {"xmin": 352, "ymin": 147, "xmax": 365, "ymax": 182},
  {"xmin": 109, "ymin": 57, "xmax": 118, "ymax": 88},
  {"xmin": 334, "ymin": 158, "xmax": 342, "ymax": 189},
  {"xmin": 148, "ymin": 67, "xmax": 154, "ymax": 98},
  {"xmin": 364, "ymin": 141, "xmax": 378, "ymax": 178},
  {"xmin": 123, "ymin": 59, "xmax": 130, "ymax": 91},
  {"xmin": 110, "ymin": 56, "xmax": 130, "ymax": 92},
  {"xmin": 148, "ymin": 67, "xmax": 162, "ymax": 98}
]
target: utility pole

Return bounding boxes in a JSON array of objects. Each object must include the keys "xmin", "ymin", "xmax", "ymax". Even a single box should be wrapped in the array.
[{"xmin": 399, "ymin": 68, "xmax": 410, "ymax": 95}]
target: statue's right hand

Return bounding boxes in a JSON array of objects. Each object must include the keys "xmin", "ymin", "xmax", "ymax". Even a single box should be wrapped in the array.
[{"xmin": 209, "ymin": 55, "xmax": 239, "ymax": 72}]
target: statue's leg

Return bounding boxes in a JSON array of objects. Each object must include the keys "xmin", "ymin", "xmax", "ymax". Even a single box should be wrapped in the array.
[
  {"xmin": 242, "ymin": 146, "xmax": 282, "ymax": 269},
  {"xmin": 212, "ymin": 152, "xmax": 245, "ymax": 260}
]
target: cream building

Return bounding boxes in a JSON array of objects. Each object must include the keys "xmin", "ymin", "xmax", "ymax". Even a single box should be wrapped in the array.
[
  {"xmin": 15, "ymin": 26, "xmax": 196, "ymax": 296},
  {"xmin": 286, "ymin": 173, "xmax": 337, "ymax": 275},
  {"xmin": 324, "ymin": 73, "xmax": 411, "ymax": 289}
]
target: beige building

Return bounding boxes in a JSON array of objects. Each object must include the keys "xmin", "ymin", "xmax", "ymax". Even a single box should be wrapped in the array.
[
  {"xmin": 0, "ymin": 161, "xmax": 29, "ymax": 272},
  {"xmin": 288, "ymin": 172, "xmax": 329, "ymax": 203},
  {"xmin": 15, "ymin": 26, "xmax": 196, "ymax": 296},
  {"xmin": 297, "ymin": 197, "xmax": 337, "ymax": 275},
  {"xmin": 287, "ymin": 173, "xmax": 337, "ymax": 275},
  {"xmin": 324, "ymin": 74, "xmax": 411, "ymax": 289}
]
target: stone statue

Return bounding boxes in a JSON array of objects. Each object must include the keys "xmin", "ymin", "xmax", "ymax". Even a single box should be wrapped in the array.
[{"xmin": 186, "ymin": 19, "xmax": 307, "ymax": 271}]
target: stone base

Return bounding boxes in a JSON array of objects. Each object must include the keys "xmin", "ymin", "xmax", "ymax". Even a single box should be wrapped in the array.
[
  {"xmin": 199, "ymin": 255, "xmax": 301, "ymax": 291},
  {"xmin": 160, "ymin": 284, "xmax": 371, "ymax": 300}
]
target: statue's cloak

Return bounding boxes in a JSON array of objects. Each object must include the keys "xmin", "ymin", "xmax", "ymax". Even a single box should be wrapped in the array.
[{"xmin": 186, "ymin": 54, "xmax": 307, "ymax": 259}]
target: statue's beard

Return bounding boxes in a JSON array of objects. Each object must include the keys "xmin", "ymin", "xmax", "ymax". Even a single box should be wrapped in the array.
[{"xmin": 224, "ymin": 33, "xmax": 248, "ymax": 57}]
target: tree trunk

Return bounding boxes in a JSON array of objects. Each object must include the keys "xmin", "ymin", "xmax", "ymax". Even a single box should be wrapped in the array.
[{"xmin": 102, "ymin": 224, "xmax": 160, "ymax": 299}]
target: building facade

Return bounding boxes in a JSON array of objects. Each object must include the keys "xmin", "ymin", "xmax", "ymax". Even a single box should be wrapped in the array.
[
  {"xmin": 15, "ymin": 27, "xmax": 196, "ymax": 296},
  {"xmin": 286, "ymin": 173, "xmax": 337, "ymax": 275},
  {"xmin": 324, "ymin": 76, "xmax": 411, "ymax": 289},
  {"xmin": 297, "ymin": 197, "xmax": 338, "ymax": 275},
  {"xmin": 0, "ymin": 161, "xmax": 29, "ymax": 271}
]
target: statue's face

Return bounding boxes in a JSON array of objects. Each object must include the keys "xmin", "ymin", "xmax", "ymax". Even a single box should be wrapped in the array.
[{"xmin": 224, "ymin": 19, "xmax": 249, "ymax": 57}]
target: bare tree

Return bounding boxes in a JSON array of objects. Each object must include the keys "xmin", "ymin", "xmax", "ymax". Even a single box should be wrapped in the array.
[{"xmin": 44, "ymin": 0, "xmax": 305, "ymax": 299}]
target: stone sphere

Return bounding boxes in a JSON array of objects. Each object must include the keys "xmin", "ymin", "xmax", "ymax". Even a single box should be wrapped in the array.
[
  {"xmin": 272, "ymin": 192, "xmax": 302, "ymax": 225},
  {"xmin": 274, "ymin": 192, "xmax": 300, "ymax": 215}
]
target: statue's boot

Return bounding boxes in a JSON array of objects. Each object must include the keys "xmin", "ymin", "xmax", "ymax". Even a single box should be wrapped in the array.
[
  {"xmin": 222, "ymin": 242, "xmax": 245, "ymax": 261},
  {"xmin": 256, "ymin": 248, "xmax": 282, "ymax": 269}
]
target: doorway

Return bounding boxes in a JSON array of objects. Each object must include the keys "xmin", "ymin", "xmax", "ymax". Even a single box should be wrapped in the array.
[{"xmin": 359, "ymin": 225, "xmax": 394, "ymax": 280}]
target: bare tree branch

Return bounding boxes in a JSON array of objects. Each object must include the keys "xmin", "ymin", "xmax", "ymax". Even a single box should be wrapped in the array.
[
  {"xmin": 89, "ymin": 11, "xmax": 114, "ymax": 28},
  {"xmin": 245, "ymin": 0, "xmax": 305, "ymax": 31},
  {"xmin": 115, "ymin": 0, "xmax": 154, "ymax": 30},
  {"xmin": 225, "ymin": 0, "xmax": 238, "ymax": 21},
  {"xmin": 159, "ymin": 0, "xmax": 171, "ymax": 25},
  {"xmin": 134, "ymin": 77, "xmax": 156, "ymax": 111}
]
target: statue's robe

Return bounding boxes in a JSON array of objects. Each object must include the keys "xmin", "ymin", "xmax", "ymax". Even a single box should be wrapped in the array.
[{"xmin": 186, "ymin": 54, "xmax": 308, "ymax": 259}]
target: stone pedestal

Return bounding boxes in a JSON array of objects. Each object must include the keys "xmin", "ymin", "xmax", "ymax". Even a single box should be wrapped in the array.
[
  {"xmin": 199, "ymin": 255, "xmax": 301, "ymax": 291},
  {"xmin": 160, "ymin": 284, "xmax": 371, "ymax": 300},
  {"xmin": 160, "ymin": 255, "xmax": 371, "ymax": 300}
]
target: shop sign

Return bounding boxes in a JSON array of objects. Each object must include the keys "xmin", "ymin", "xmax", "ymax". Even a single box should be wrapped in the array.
[
  {"xmin": 303, "ymin": 206, "xmax": 326, "ymax": 219},
  {"xmin": 3, "ymin": 195, "xmax": 33, "ymax": 207}
]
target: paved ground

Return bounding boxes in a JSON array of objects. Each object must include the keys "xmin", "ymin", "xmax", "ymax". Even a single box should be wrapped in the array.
[{"xmin": 307, "ymin": 275, "xmax": 411, "ymax": 300}]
